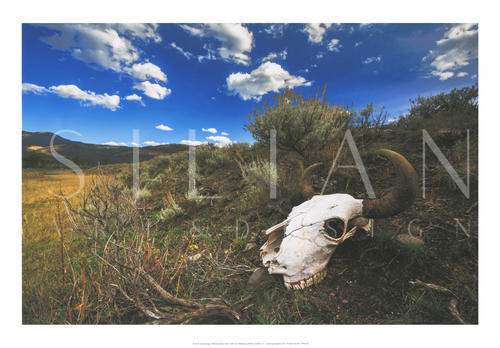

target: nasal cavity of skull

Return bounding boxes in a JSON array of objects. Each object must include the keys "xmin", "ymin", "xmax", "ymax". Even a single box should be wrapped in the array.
[{"xmin": 324, "ymin": 218, "xmax": 345, "ymax": 239}]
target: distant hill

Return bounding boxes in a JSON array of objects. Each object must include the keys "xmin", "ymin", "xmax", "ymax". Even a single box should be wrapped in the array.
[{"xmin": 22, "ymin": 131, "xmax": 188, "ymax": 168}]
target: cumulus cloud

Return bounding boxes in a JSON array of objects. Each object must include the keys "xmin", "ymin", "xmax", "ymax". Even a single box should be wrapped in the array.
[
  {"xmin": 156, "ymin": 124, "xmax": 173, "ymax": 131},
  {"xmin": 41, "ymin": 24, "xmax": 141, "ymax": 72},
  {"xmin": 202, "ymin": 127, "xmax": 217, "ymax": 134},
  {"xmin": 180, "ymin": 140, "xmax": 208, "ymax": 146},
  {"xmin": 327, "ymin": 38, "xmax": 342, "ymax": 52},
  {"xmin": 125, "ymin": 94, "xmax": 142, "ymax": 101},
  {"xmin": 226, "ymin": 61, "xmax": 311, "ymax": 101},
  {"xmin": 424, "ymin": 24, "xmax": 478, "ymax": 81},
  {"xmin": 38, "ymin": 24, "xmax": 171, "ymax": 97},
  {"xmin": 124, "ymin": 94, "xmax": 143, "ymax": 105},
  {"xmin": 23, "ymin": 82, "xmax": 120, "ymax": 110},
  {"xmin": 126, "ymin": 62, "xmax": 167, "ymax": 82},
  {"xmin": 22, "ymin": 83, "xmax": 48, "ymax": 94},
  {"xmin": 206, "ymin": 135, "xmax": 234, "ymax": 148},
  {"xmin": 431, "ymin": 71, "xmax": 455, "ymax": 80},
  {"xmin": 457, "ymin": 71, "xmax": 469, "ymax": 77},
  {"xmin": 221, "ymin": 132, "xmax": 229, "ymax": 136},
  {"xmin": 170, "ymin": 42, "xmax": 194, "ymax": 60},
  {"xmin": 144, "ymin": 140, "xmax": 168, "ymax": 146},
  {"xmin": 362, "ymin": 56, "xmax": 382, "ymax": 64},
  {"xmin": 354, "ymin": 41, "xmax": 362, "ymax": 48},
  {"xmin": 134, "ymin": 81, "xmax": 171, "ymax": 100},
  {"xmin": 261, "ymin": 49, "xmax": 287, "ymax": 63},
  {"xmin": 303, "ymin": 23, "xmax": 332, "ymax": 43},
  {"xmin": 180, "ymin": 24, "xmax": 253, "ymax": 65},
  {"xmin": 49, "ymin": 84, "xmax": 120, "ymax": 110}
]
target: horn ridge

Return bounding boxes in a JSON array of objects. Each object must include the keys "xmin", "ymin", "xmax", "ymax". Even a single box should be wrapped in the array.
[{"xmin": 362, "ymin": 149, "xmax": 418, "ymax": 218}]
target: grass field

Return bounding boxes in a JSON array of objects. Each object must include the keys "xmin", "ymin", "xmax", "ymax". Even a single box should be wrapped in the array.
[{"xmin": 22, "ymin": 170, "xmax": 104, "ymax": 323}]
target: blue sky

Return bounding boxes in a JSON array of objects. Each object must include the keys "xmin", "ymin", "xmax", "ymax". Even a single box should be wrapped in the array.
[{"xmin": 22, "ymin": 23, "xmax": 478, "ymax": 147}]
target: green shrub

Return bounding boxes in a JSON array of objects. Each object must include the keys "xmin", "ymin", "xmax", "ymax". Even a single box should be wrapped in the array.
[{"xmin": 245, "ymin": 86, "xmax": 352, "ymax": 158}]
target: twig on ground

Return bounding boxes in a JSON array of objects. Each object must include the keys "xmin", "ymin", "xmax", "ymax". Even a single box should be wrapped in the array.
[
  {"xmin": 409, "ymin": 279, "xmax": 468, "ymax": 324},
  {"xmin": 448, "ymin": 299, "xmax": 467, "ymax": 324},
  {"xmin": 409, "ymin": 279, "xmax": 454, "ymax": 296}
]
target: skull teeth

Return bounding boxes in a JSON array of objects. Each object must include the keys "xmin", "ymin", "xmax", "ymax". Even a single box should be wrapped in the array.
[{"xmin": 284, "ymin": 269, "xmax": 327, "ymax": 291}]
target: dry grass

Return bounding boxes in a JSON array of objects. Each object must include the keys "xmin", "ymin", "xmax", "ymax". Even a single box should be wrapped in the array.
[{"xmin": 22, "ymin": 170, "xmax": 102, "ymax": 323}]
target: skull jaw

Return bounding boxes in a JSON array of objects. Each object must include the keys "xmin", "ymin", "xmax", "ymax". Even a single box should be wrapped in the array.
[
  {"xmin": 270, "ymin": 227, "xmax": 362, "ymax": 291},
  {"xmin": 283, "ymin": 268, "xmax": 328, "ymax": 290},
  {"xmin": 269, "ymin": 253, "xmax": 335, "ymax": 290}
]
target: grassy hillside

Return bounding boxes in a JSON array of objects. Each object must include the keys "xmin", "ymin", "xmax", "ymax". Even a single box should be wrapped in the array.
[
  {"xmin": 22, "ymin": 131, "xmax": 188, "ymax": 168},
  {"xmin": 22, "ymin": 86, "xmax": 478, "ymax": 324}
]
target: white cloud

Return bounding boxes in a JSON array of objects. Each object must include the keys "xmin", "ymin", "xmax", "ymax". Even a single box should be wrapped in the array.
[
  {"xmin": 303, "ymin": 23, "xmax": 332, "ymax": 43},
  {"xmin": 354, "ymin": 41, "xmax": 362, "ymax": 48},
  {"xmin": 471, "ymin": 74, "xmax": 478, "ymax": 79},
  {"xmin": 202, "ymin": 127, "xmax": 217, "ymax": 134},
  {"xmin": 431, "ymin": 71, "xmax": 455, "ymax": 80},
  {"xmin": 125, "ymin": 94, "xmax": 142, "ymax": 102},
  {"xmin": 111, "ymin": 24, "xmax": 161, "ymax": 43},
  {"xmin": 261, "ymin": 49, "xmax": 287, "ymax": 63},
  {"xmin": 23, "ymin": 82, "xmax": 120, "ymax": 110},
  {"xmin": 180, "ymin": 140, "xmax": 208, "ymax": 146},
  {"xmin": 424, "ymin": 24, "xmax": 478, "ymax": 81},
  {"xmin": 134, "ymin": 81, "xmax": 171, "ymax": 100},
  {"xmin": 316, "ymin": 52, "xmax": 324, "ymax": 59},
  {"xmin": 38, "ymin": 24, "xmax": 171, "ymax": 95},
  {"xmin": 263, "ymin": 24, "xmax": 287, "ymax": 38},
  {"xmin": 181, "ymin": 24, "xmax": 253, "ymax": 65},
  {"xmin": 129, "ymin": 142, "xmax": 141, "ymax": 147},
  {"xmin": 362, "ymin": 56, "xmax": 382, "ymax": 64},
  {"xmin": 327, "ymin": 38, "xmax": 341, "ymax": 52},
  {"xmin": 126, "ymin": 62, "xmax": 166, "ymax": 82},
  {"xmin": 104, "ymin": 141, "xmax": 128, "ymax": 146},
  {"xmin": 170, "ymin": 42, "xmax": 194, "ymax": 60},
  {"xmin": 156, "ymin": 124, "xmax": 173, "ymax": 131},
  {"xmin": 206, "ymin": 135, "xmax": 234, "ymax": 148},
  {"xmin": 226, "ymin": 61, "xmax": 311, "ymax": 101},
  {"xmin": 221, "ymin": 132, "xmax": 229, "ymax": 136},
  {"xmin": 49, "ymin": 84, "xmax": 120, "ymax": 110},
  {"xmin": 41, "ymin": 24, "xmax": 140, "ymax": 72},
  {"xmin": 22, "ymin": 83, "xmax": 48, "ymax": 94},
  {"xmin": 456, "ymin": 71, "xmax": 469, "ymax": 77},
  {"xmin": 144, "ymin": 140, "xmax": 168, "ymax": 146}
]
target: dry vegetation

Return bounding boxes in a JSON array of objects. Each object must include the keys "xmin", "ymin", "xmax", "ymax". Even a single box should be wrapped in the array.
[{"xmin": 22, "ymin": 85, "xmax": 478, "ymax": 324}]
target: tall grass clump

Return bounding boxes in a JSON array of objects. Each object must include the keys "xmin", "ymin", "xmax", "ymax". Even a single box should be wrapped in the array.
[{"xmin": 60, "ymin": 175, "xmax": 242, "ymax": 324}]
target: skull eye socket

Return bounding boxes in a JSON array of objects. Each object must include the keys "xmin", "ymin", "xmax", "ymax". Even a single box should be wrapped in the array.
[{"xmin": 324, "ymin": 218, "xmax": 345, "ymax": 239}]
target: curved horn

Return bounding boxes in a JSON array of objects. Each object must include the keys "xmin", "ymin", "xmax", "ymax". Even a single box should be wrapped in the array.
[
  {"xmin": 362, "ymin": 149, "xmax": 418, "ymax": 218},
  {"xmin": 301, "ymin": 162, "xmax": 322, "ymax": 199}
]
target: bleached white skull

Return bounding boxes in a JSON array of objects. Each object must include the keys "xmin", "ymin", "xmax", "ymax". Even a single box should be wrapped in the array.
[{"xmin": 260, "ymin": 149, "xmax": 418, "ymax": 290}]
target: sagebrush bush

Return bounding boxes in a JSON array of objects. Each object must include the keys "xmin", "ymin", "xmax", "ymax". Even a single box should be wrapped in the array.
[
  {"xmin": 196, "ymin": 144, "xmax": 232, "ymax": 172},
  {"xmin": 245, "ymin": 86, "xmax": 352, "ymax": 158}
]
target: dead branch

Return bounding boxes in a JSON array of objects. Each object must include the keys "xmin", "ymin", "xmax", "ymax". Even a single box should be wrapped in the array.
[
  {"xmin": 63, "ymin": 174, "xmax": 243, "ymax": 324},
  {"xmin": 448, "ymin": 299, "xmax": 467, "ymax": 324},
  {"xmin": 409, "ymin": 279, "xmax": 467, "ymax": 324},
  {"xmin": 409, "ymin": 279, "xmax": 454, "ymax": 296}
]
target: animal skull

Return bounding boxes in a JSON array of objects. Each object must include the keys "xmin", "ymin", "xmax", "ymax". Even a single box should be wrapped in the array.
[{"xmin": 260, "ymin": 149, "xmax": 418, "ymax": 290}]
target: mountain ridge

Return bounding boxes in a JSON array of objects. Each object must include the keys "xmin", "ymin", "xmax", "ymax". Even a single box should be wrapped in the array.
[{"xmin": 22, "ymin": 131, "xmax": 188, "ymax": 168}]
